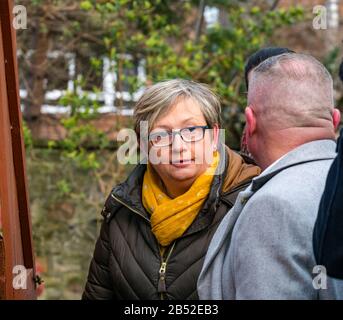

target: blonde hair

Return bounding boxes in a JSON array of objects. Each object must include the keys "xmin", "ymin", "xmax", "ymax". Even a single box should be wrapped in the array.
[{"xmin": 134, "ymin": 79, "xmax": 221, "ymax": 136}]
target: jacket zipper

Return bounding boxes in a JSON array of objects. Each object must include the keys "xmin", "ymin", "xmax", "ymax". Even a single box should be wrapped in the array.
[
  {"xmin": 110, "ymin": 194, "xmax": 150, "ymax": 223},
  {"xmin": 112, "ymin": 191, "xmax": 235, "ymax": 299},
  {"xmin": 158, "ymin": 241, "xmax": 176, "ymax": 300},
  {"xmin": 111, "ymin": 193, "xmax": 177, "ymax": 299}
]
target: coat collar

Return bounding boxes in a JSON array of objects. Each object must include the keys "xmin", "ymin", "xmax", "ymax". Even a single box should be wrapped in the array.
[{"xmin": 251, "ymin": 139, "xmax": 337, "ymax": 193}]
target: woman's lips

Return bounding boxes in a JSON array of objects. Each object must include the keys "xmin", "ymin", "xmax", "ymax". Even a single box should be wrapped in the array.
[{"xmin": 170, "ymin": 159, "xmax": 194, "ymax": 168}]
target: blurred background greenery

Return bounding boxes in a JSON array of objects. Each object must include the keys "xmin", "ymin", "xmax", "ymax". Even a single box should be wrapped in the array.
[{"xmin": 16, "ymin": 0, "xmax": 343, "ymax": 299}]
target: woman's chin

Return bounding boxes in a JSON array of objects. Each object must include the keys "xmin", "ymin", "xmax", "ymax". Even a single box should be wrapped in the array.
[{"xmin": 167, "ymin": 165, "xmax": 198, "ymax": 181}]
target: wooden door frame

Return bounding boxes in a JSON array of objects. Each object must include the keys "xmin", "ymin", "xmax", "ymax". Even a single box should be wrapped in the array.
[{"xmin": 0, "ymin": 0, "xmax": 37, "ymax": 300}]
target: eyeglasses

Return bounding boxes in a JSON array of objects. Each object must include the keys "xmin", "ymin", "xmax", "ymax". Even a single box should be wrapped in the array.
[{"xmin": 148, "ymin": 125, "xmax": 210, "ymax": 147}]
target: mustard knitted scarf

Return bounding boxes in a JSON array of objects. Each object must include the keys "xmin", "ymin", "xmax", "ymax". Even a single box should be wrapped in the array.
[{"xmin": 142, "ymin": 152, "xmax": 219, "ymax": 247}]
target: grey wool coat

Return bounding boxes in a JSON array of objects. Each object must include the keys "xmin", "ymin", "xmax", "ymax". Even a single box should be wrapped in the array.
[{"xmin": 197, "ymin": 139, "xmax": 343, "ymax": 300}]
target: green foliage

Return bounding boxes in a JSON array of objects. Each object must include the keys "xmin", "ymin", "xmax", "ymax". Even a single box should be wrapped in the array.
[
  {"xmin": 23, "ymin": 120, "xmax": 33, "ymax": 149},
  {"xmin": 323, "ymin": 47, "xmax": 341, "ymax": 76},
  {"xmin": 80, "ymin": 0, "xmax": 93, "ymax": 11},
  {"xmin": 36, "ymin": 1, "xmax": 304, "ymax": 162},
  {"xmin": 323, "ymin": 47, "xmax": 343, "ymax": 112},
  {"xmin": 56, "ymin": 76, "xmax": 110, "ymax": 170},
  {"xmin": 71, "ymin": 0, "xmax": 305, "ymax": 148},
  {"xmin": 56, "ymin": 179, "xmax": 72, "ymax": 196},
  {"xmin": 27, "ymin": 149, "xmax": 132, "ymax": 299}
]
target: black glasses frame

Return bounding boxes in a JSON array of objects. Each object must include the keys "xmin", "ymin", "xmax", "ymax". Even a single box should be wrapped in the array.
[{"xmin": 148, "ymin": 125, "xmax": 210, "ymax": 147}]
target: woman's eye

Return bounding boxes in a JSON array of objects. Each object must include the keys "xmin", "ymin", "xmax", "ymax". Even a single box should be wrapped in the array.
[
  {"xmin": 184, "ymin": 127, "xmax": 199, "ymax": 135},
  {"xmin": 157, "ymin": 132, "xmax": 168, "ymax": 138},
  {"xmin": 155, "ymin": 134, "xmax": 165, "ymax": 141},
  {"xmin": 151, "ymin": 131, "xmax": 168, "ymax": 141}
]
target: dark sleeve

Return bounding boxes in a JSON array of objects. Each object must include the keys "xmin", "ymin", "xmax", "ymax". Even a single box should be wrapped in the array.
[
  {"xmin": 82, "ymin": 219, "xmax": 114, "ymax": 300},
  {"xmin": 313, "ymin": 130, "xmax": 343, "ymax": 279}
]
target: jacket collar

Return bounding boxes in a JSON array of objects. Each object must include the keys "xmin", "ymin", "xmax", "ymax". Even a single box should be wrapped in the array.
[{"xmin": 251, "ymin": 139, "xmax": 337, "ymax": 192}]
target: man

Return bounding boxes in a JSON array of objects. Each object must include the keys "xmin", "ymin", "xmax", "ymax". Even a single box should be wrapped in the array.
[
  {"xmin": 241, "ymin": 47, "xmax": 294, "ymax": 157},
  {"xmin": 197, "ymin": 53, "xmax": 343, "ymax": 299},
  {"xmin": 313, "ymin": 60, "xmax": 343, "ymax": 279}
]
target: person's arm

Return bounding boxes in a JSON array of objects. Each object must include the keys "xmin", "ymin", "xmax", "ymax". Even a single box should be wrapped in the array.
[
  {"xmin": 229, "ymin": 194, "xmax": 316, "ymax": 299},
  {"xmin": 313, "ymin": 130, "xmax": 343, "ymax": 279},
  {"xmin": 82, "ymin": 219, "xmax": 114, "ymax": 300}
]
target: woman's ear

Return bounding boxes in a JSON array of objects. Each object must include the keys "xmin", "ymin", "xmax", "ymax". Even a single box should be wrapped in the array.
[{"xmin": 245, "ymin": 106, "xmax": 257, "ymax": 136}]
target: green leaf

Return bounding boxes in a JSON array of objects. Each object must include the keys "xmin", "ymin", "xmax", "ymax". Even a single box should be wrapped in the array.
[{"xmin": 80, "ymin": 1, "xmax": 93, "ymax": 11}]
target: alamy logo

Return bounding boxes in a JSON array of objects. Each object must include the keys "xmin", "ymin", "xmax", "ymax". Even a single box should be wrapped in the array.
[
  {"xmin": 313, "ymin": 5, "xmax": 327, "ymax": 30},
  {"xmin": 312, "ymin": 265, "xmax": 327, "ymax": 290},
  {"xmin": 12, "ymin": 265, "xmax": 27, "ymax": 290},
  {"xmin": 13, "ymin": 5, "xmax": 27, "ymax": 30}
]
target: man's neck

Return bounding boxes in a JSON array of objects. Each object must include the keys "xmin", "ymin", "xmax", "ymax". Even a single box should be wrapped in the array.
[{"xmin": 257, "ymin": 127, "xmax": 336, "ymax": 171}]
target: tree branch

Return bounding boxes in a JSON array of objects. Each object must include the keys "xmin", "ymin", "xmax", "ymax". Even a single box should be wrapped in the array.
[{"xmin": 194, "ymin": 0, "xmax": 206, "ymax": 43}]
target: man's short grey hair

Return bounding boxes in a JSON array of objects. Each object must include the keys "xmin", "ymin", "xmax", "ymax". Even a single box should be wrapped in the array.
[
  {"xmin": 134, "ymin": 79, "xmax": 222, "ymax": 136},
  {"xmin": 248, "ymin": 53, "xmax": 334, "ymax": 129}
]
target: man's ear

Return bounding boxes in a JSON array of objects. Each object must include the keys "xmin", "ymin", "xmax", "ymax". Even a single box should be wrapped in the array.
[
  {"xmin": 245, "ymin": 106, "xmax": 257, "ymax": 136},
  {"xmin": 333, "ymin": 108, "xmax": 341, "ymax": 130}
]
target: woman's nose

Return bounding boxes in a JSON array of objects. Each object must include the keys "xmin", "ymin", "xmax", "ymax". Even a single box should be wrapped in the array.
[{"xmin": 171, "ymin": 133, "xmax": 187, "ymax": 152}]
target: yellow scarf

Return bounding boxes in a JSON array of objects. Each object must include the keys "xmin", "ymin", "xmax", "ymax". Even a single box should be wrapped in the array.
[{"xmin": 142, "ymin": 152, "xmax": 219, "ymax": 247}]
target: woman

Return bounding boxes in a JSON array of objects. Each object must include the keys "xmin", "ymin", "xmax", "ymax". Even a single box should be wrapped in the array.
[{"xmin": 82, "ymin": 79, "xmax": 260, "ymax": 300}]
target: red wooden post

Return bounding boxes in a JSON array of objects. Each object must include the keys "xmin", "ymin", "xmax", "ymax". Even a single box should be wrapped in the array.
[{"xmin": 0, "ymin": 0, "xmax": 37, "ymax": 299}]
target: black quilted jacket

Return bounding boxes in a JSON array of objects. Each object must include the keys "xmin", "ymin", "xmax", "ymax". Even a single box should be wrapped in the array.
[{"xmin": 82, "ymin": 146, "xmax": 254, "ymax": 300}]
